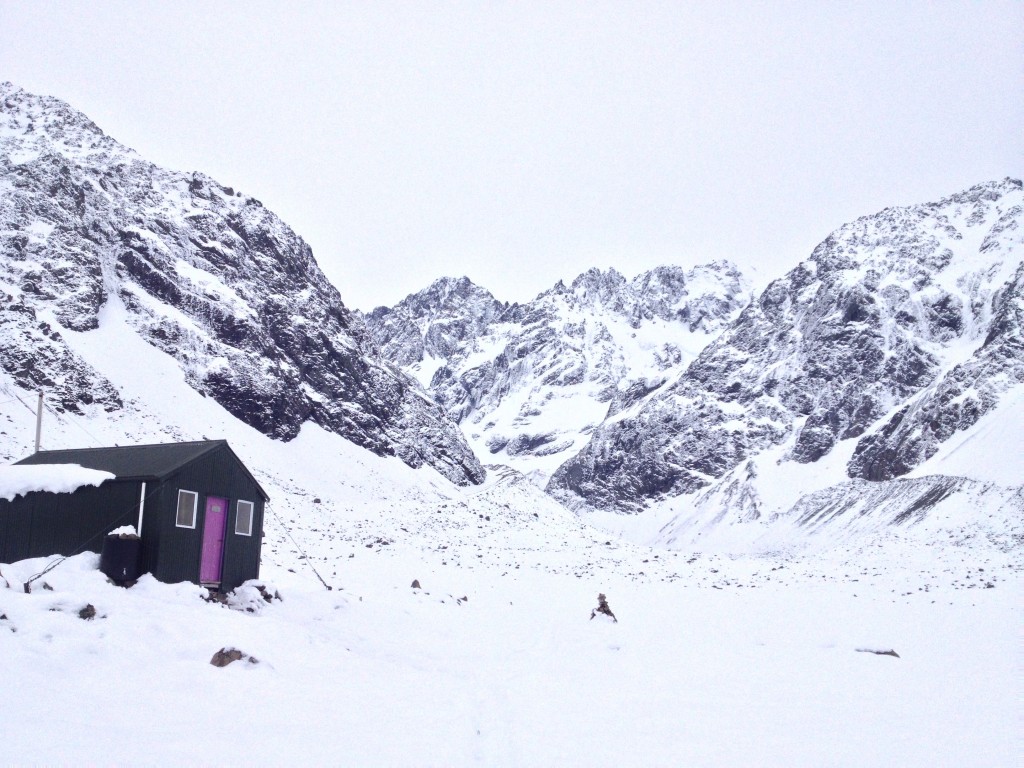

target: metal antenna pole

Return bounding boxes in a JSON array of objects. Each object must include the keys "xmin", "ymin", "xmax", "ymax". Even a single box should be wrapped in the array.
[{"xmin": 34, "ymin": 390, "xmax": 43, "ymax": 452}]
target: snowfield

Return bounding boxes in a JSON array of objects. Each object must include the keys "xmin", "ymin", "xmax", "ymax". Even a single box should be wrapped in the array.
[{"xmin": 1, "ymin": 543, "xmax": 1018, "ymax": 767}]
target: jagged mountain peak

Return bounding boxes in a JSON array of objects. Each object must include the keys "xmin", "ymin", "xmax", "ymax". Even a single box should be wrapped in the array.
[
  {"xmin": 520, "ymin": 267, "xmax": 630, "ymax": 314},
  {"xmin": 363, "ymin": 275, "xmax": 506, "ymax": 368},
  {"xmin": 391, "ymin": 275, "xmax": 499, "ymax": 315},
  {"xmin": 1, "ymin": 82, "xmax": 109, "ymax": 143},
  {"xmin": 526, "ymin": 260, "xmax": 751, "ymax": 329},
  {"xmin": 805, "ymin": 176, "xmax": 1021, "ymax": 280},
  {"xmin": 569, "ymin": 265, "xmax": 627, "ymax": 292},
  {"xmin": 629, "ymin": 260, "xmax": 749, "ymax": 332},
  {"xmin": 365, "ymin": 259, "xmax": 753, "ymax": 483},
  {"xmin": 632, "ymin": 264, "xmax": 688, "ymax": 294}
]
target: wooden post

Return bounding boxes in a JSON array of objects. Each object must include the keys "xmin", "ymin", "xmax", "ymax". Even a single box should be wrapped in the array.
[{"xmin": 34, "ymin": 390, "xmax": 43, "ymax": 453}]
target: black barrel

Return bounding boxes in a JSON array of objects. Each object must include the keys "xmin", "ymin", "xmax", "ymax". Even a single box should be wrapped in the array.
[{"xmin": 100, "ymin": 535, "xmax": 141, "ymax": 583}]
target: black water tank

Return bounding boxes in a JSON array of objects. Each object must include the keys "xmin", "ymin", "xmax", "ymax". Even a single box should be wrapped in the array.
[{"xmin": 100, "ymin": 535, "xmax": 141, "ymax": 583}]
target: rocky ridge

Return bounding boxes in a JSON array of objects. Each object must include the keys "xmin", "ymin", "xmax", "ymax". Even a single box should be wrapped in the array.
[
  {"xmin": 362, "ymin": 261, "xmax": 752, "ymax": 481},
  {"xmin": 549, "ymin": 179, "xmax": 1023, "ymax": 511}
]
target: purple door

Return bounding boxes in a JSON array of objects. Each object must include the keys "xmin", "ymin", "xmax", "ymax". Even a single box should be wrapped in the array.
[{"xmin": 200, "ymin": 496, "xmax": 228, "ymax": 584}]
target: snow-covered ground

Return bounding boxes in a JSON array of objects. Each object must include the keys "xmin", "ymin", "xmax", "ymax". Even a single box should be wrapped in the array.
[
  {"xmin": 1, "ymin": 544, "xmax": 1018, "ymax": 766},
  {"xmin": 0, "ymin": 295, "xmax": 1021, "ymax": 766}
]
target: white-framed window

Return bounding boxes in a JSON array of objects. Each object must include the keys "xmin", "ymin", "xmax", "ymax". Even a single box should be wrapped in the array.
[
  {"xmin": 176, "ymin": 489, "xmax": 198, "ymax": 529},
  {"xmin": 235, "ymin": 500, "xmax": 254, "ymax": 536}
]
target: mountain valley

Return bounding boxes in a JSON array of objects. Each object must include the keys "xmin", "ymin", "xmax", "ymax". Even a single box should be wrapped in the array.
[{"xmin": 0, "ymin": 82, "xmax": 1020, "ymax": 767}]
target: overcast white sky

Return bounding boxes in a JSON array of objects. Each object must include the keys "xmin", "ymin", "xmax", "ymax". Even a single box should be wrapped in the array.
[{"xmin": 2, "ymin": 1, "xmax": 1021, "ymax": 309}]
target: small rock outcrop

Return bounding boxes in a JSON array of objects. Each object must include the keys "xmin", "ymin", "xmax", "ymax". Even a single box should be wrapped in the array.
[{"xmin": 210, "ymin": 647, "xmax": 259, "ymax": 667}]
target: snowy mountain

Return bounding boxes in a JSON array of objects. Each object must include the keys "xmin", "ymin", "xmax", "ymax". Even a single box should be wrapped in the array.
[
  {"xmin": 365, "ymin": 276, "xmax": 508, "ymax": 369},
  {"xmin": 550, "ymin": 179, "xmax": 1024, "ymax": 513},
  {"xmin": 0, "ymin": 82, "xmax": 483, "ymax": 485},
  {"xmin": 363, "ymin": 261, "xmax": 752, "ymax": 482},
  {"xmin": 0, "ymin": 80, "xmax": 1019, "ymax": 546}
]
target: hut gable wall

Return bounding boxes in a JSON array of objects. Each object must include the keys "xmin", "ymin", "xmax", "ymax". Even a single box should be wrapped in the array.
[
  {"xmin": 153, "ymin": 444, "xmax": 265, "ymax": 590},
  {"xmin": 220, "ymin": 495, "xmax": 264, "ymax": 592}
]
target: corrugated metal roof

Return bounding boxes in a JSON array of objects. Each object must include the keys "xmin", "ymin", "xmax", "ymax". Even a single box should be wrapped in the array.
[{"xmin": 17, "ymin": 440, "xmax": 226, "ymax": 481}]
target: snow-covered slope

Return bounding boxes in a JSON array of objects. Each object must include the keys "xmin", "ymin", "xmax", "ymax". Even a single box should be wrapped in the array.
[
  {"xmin": 0, "ymin": 82, "xmax": 483, "ymax": 485},
  {"xmin": 550, "ymin": 179, "xmax": 1024, "ymax": 512},
  {"xmin": 364, "ymin": 262, "xmax": 752, "ymax": 482}
]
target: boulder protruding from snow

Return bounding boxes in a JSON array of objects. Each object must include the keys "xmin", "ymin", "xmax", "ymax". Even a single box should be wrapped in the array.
[{"xmin": 210, "ymin": 647, "xmax": 259, "ymax": 667}]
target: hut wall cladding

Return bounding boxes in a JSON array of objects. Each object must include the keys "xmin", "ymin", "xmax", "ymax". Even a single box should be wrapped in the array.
[
  {"xmin": 152, "ymin": 444, "xmax": 264, "ymax": 589},
  {"xmin": 0, "ymin": 481, "xmax": 142, "ymax": 564}
]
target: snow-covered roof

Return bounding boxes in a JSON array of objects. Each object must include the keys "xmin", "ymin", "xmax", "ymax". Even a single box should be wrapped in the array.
[
  {"xmin": 0, "ymin": 464, "xmax": 115, "ymax": 502},
  {"xmin": 14, "ymin": 441, "xmax": 270, "ymax": 500}
]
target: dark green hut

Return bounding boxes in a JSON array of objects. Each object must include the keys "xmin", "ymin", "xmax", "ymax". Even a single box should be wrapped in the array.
[{"xmin": 0, "ymin": 440, "xmax": 269, "ymax": 591}]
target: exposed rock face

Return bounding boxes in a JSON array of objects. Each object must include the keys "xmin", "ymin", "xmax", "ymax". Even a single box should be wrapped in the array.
[
  {"xmin": 848, "ymin": 261, "xmax": 1024, "ymax": 480},
  {"xmin": 0, "ymin": 82, "xmax": 483, "ymax": 485},
  {"xmin": 362, "ymin": 261, "xmax": 752, "ymax": 481},
  {"xmin": 549, "ymin": 179, "xmax": 1023, "ymax": 511},
  {"xmin": 210, "ymin": 647, "xmax": 258, "ymax": 667},
  {"xmin": 365, "ymin": 276, "xmax": 507, "ymax": 367},
  {"xmin": 0, "ymin": 292, "xmax": 122, "ymax": 413}
]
